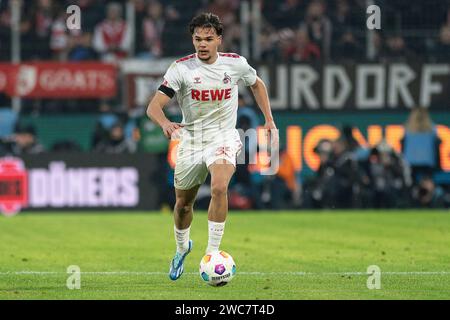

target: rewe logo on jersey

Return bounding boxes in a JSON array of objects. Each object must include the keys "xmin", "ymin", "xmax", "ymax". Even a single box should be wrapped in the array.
[{"xmin": 191, "ymin": 88, "xmax": 231, "ymax": 102}]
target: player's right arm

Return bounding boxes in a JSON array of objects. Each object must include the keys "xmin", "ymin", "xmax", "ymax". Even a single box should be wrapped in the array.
[
  {"xmin": 146, "ymin": 92, "xmax": 183, "ymax": 139},
  {"xmin": 147, "ymin": 61, "xmax": 184, "ymax": 139}
]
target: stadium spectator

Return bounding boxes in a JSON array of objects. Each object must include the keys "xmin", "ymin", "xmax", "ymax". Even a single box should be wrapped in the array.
[
  {"xmin": 51, "ymin": 140, "xmax": 83, "ymax": 152},
  {"xmin": 160, "ymin": 0, "xmax": 182, "ymax": 57},
  {"xmin": 137, "ymin": 0, "xmax": 165, "ymax": 59},
  {"xmin": 0, "ymin": 0, "xmax": 449, "ymax": 64},
  {"xmin": 0, "ymin": 107, "xmax": 18, "ymax": 156},
  {"xmin": 72, "ymin": 0, "xmax": 104, "ymax": 33},
  {"xmin": 161, "ymin": 0, "xmax": 202, "ymax": 56},
  {"xmin": 299, "ymin": 0, "xmax": 332, "ymax": 60},
  {"xmin": 91, "ymin": 102, "xmax": 120, "ymax": 148},
  {"xmin": 299, "ymin": 28, "xmax": 322, "ymax": 61},
  {"xmin": 237, "ymin": 94, "xmax": 260, "ymax": 130},
  {"xmin": 0, "ymin": 107, "xmax": 18, "ymax": 138},
  {"xmin": 303, "ymin": 138, "xmax": 333, "ymax": 208},
  {"xmin": 235, "ymin": 95, "xmax": 266, "ymax": 209},
  {"xmin": 232, "ymin": 112, "xmax": 259, "ymax": 209},
  {"xmin": 401, "ymin": 107, "xmax": 441, "ymax": 183},
  {"xmin": 50, "ymin": 7, "xmax": 69, "ymax": 60},
  {"xmin": 340, "ymin": 125, "xmax": 360, "ymax": 152},
  {"xmin": 133, "ymin": 0, "xmax": 147, "ymax": 53},
  {"xmin": 276, "ymin": 28, "xmax": 296, "ymax": 62},
  {"xmin": 332, "ymin": 29, "xmax": 363, "ymax": 61},
  {"xmin": 331, "ymin": 0, "xmax": 353, "ymax": 36},
  {"xmin": 260, "ymin": 25, "xmax": 280, "ymax": 61},
  {"xmin": 430, "ymin": 24, "xmax": 450, "ymax": 62},
  {"xmin": 229, "ymin": 145, "xmax": 253, "ymax": 210},
  {"xmin": 283, "ymin": 28, "xmax": 321, "ymax": 62},
  {"xmin": 28, "ymin": 0, "xmax": 55, "ymax": 60},
  {"xmin": 203, "ymin": 0, "xmax": 241, "ymax": 53},
  {"xmin": 325, "ymin": 137, "xmax": 360, "ymax": 208},
  {"xmin": 124, "ymin": 107, "xmax": 142, "ymax": 145},
  {"xmin": 369, "ymin": 31, "xmax": 383, "ymax": 62},
  {"xmin": 380, "ymin": 33, "xmax": 417, "ymax": 62},
  {"xmin": 0, "ymin": 138, "xmax": 11, "ymax": 156},
  {"xmin": 206, "ymin": 0, "xmax": 239, "ymax": 22},
  {"xmin": 220, "ymin": 12, "xmax": 241, "ymax": 53},
  {"xmin": 7, "ymin": 124, "xmax": 45, "ymax": 155},
  {"xmin": 67, "ymin": 31, "xmax": 99, "ymax": 61},
  {"xmin": 237, "ymin": 94, "xmax": 260, "ymax": 161},
  {"xmin": 269, "ymin": 0, "xmax": 306, "ymax": 29},
  {"xmin": 94, "ymin": 121, "xmax": 136, "ymax": 154},
  {"xmin": 412, "ymin": 175, "xmax": 446, "ymax": 208},
  {"xmin": 247, "ymin": 152, "xmax": 272, "ymax": 209},
  {"xmin": 93, "ymin": 2, "xmax": 132, "ymax": 62},
  {"xmin": 304, "ymin": 137, "xmax": 359, "ymax": 209},
  {"xmin": 361, "ymin": 140, "xmax": 412, "ymax": 208},
  {"xmin": 269, "ymin": 147, "xmax": 301, "ymax": 209}
]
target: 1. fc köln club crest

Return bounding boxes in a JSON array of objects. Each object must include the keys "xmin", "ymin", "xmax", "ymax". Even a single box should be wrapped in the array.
[{"xmin": 0, "ymin": 158, "xmax": 28, "ymax": 216}]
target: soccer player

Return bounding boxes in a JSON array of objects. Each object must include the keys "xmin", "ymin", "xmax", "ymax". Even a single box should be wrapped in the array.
[{"xmin": 147, "ymin": 12, "xmax": 277, "ymax": 280}]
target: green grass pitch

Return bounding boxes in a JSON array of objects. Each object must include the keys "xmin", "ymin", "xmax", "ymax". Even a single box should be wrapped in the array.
[{"xmin": 0, "ymin": 210, "xmax": 449, "ymax": 300}]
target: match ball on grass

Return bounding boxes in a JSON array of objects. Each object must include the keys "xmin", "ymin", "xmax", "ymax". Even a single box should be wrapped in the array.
[{"xmin": 199, "ymin": 251, "xmax": 236, "ymax": 287}]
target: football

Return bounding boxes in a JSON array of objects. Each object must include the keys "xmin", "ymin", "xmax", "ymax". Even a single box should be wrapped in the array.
[{"xmin": 199, "ymin": 250, "xmax": 236, "ymax": 286}]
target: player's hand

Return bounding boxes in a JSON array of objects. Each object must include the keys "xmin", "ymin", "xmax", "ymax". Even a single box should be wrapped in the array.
[
  {"xmin": 162, "ymin": 122, "xmax": 184, "ymax": 139},
  {"xmin": 264, "ymin": 119, "xmax": 279, "ymax": 151}
]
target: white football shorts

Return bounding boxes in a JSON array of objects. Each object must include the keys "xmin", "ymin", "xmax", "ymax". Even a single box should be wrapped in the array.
[{"xmin": 174, "ymin": 129, "xmax": 243, "ymax": 190}]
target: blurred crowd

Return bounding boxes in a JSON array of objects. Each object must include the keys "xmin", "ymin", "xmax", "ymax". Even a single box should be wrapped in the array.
[
  {"xmin": 0, "ymin": 0, "xmax": 450, "ymax": 63},
  {"xmin": 1, "ymin": 0, "xmax": 450, "ymax": 112},
  {"xmin": 301, "ymin": 108, "xmax": 448, "ymax": 210},
  {"xmin": 0, "ymin": 100, "xmax": 140, "ymax": 154},
  {"xmin": 230, "ymin": 107, "xmax": 448, "ymax": 210},
  {"xmin": 0, "ymin": 98, "xmax": 449, "ymax": 210},
  {"xmin": 0, "ymin": 0, "xmax": 449, "ymax": 210},
  {"xmin": 260, "ymin": 0, "xmax": 450, "ymax": 63},
  {"xmin": 163, "ymin": 105, "xmax": 449, "ymax": 211}
]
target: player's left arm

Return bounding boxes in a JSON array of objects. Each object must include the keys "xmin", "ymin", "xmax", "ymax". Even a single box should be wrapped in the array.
[{"xmin": 250, "ymin": 76, "xmax": 279, "ymax": 145}]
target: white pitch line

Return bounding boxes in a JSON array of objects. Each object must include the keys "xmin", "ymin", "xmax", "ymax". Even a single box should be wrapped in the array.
[{"xmin": 1, "ymin": 271, "xmax": 450, "ymax": 276}]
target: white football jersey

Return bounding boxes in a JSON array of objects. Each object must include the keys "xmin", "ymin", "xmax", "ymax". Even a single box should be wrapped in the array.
[{"xmin": 160, "ymin": 52, "xmax": 257, "ymax": 144}]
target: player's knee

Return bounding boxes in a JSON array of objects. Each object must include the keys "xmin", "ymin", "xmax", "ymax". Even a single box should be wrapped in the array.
[{"xmin": 211, "ymin": 183, "xmax": 228, "ymax": 198}]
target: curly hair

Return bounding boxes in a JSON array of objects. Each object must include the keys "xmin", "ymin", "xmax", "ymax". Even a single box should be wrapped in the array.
[{"xmin": 189, "ymin": 12, "xmax": 223, "ymax": 36}]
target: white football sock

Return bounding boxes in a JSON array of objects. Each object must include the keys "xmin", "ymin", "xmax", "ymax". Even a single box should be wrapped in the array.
[
  {"xmin": 174, "ymin": 225, "xmax": 190, "ymax": 254},
  {"xmin": 206, "ymin": 220, "xmax": 225, "ymax": 253}
]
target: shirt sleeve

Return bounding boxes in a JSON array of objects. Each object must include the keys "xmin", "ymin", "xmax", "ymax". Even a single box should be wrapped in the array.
[
  {"xmin": 238, "ymin": 56, "xmax": 257, "ymax": 86},
  {"xmin": 160, "ymin": 62, "xmax": 183, "ymax": 94}
]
